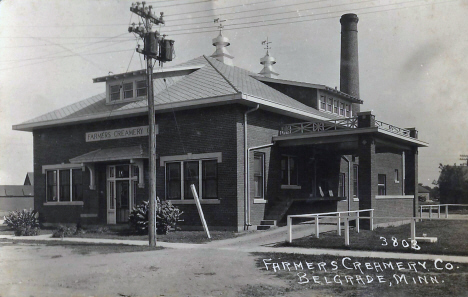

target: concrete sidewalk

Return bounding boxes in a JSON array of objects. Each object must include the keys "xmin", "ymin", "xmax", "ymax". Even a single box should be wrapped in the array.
[{"xmin": 2, "ymin": 224, "xmax": 468, "ymax": 263}]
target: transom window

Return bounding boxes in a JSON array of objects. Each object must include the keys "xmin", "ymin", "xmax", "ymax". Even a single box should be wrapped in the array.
[
  {"xmin": 165, "ymin": 159, "xmax": 218, "ymax": 200},
  {"xmin": 378, "ymin": 174, "xmax": 386, "ymax": 195},
  {"xmin": 109, "ymin": 79, "xmax": 147, "ymax": 102},
  {"xmin": 46, "ymin": 169, "xmax": 83, "ymax": 202},
  {"xmin": 281, "ymin": 156, "xmax": 298, "ymax": 186}
]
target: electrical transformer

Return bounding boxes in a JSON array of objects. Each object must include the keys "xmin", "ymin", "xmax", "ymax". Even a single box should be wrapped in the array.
[
  {"xmin": 159, "ymin": 39, "xmax": 174, "ymax": 62},
  {"xmin": 144, "ymin": 32, "xmax": 159, "ymax": 57}
]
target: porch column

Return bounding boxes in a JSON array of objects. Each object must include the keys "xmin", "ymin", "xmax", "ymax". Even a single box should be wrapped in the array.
[
  {"xmin": 405, "ymin": 128, "xmax": 419, "ymax": 217},
  {"xmin": 358, "ymin": 134, "xmax": 376, "ymax": 229}
]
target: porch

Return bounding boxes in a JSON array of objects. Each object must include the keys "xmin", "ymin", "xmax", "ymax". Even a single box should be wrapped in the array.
[{"xmin": 264, "ymin": 111, "xmax": 427, "ymax": 227}]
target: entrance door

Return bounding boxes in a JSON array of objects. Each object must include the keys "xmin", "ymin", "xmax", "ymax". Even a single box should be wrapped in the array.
[{"xmin": 107, "ymin": 165, "xmax": 138, "ymax": 224}]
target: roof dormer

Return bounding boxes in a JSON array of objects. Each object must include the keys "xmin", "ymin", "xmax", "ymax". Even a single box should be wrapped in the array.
[{"xmin": 93, "ymin": 70, "xmax": 148, "ymax": 104}]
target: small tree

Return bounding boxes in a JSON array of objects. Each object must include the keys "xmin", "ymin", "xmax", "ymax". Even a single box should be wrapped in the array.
[{"xmin": 437, "ymin": 164, "xmax": 468, "ymax": 204}]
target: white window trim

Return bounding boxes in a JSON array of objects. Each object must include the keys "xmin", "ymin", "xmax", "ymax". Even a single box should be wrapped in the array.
[
  {"xmin": 107, "ymin": 77, "xmax": 147, "ymax": 104},
  {"xmin": 394, "ymin": 169, "xmax": 400, "ymax": 183},
  {"xmin": 43, "ymin": 165, "xmax": 84, "ymax": 205},
  {"xmin": 318, "ymin": 95, "xmax": 353, "ymax": 118},
  {"xmin": 162, "ymin": 152, "xmax": 222, "ymax": 201},
  {"xmin": 253, "ymin": 152, "xmax": 265, "ymax": 199},
  {"xmin": 378, "ymin": 174, "xmax": 387, "ymax": 196}
]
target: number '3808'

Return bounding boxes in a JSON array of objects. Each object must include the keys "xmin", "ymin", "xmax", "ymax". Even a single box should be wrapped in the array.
[{"xmin": 380, "ymin": 236, "xmax": 421, "ymax": 250}]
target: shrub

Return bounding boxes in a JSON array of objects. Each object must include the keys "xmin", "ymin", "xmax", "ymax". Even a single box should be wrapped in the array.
[
  {"xmin": 4, "ymin": 209, "xmax": 40, "ymax": 236},
  {"xmin": 129, "ymin": 197, "xmax": 183, "ymax": 235},
  {"xmin": 52, "ymin": 225, "xmax": 77, "ymax": 238}
]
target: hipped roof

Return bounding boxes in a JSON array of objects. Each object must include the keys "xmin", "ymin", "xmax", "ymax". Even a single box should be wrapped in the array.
[{"xmin": 13, "ymin": 56, "xmax": 338, "ymax": 132}]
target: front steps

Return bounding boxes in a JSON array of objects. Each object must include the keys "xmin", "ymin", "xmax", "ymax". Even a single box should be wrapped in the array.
[{"xmin": 256, "ymin": 220, "xmax": 277, "ymax": 230}]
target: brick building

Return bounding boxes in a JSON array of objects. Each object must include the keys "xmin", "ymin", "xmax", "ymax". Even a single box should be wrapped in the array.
[{"xmin": 13, "ymin": 14, "xmax": 427, "ymax": 231}]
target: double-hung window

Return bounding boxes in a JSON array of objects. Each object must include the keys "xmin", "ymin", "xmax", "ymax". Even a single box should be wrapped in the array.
[
  {"xmin": 46, "ymin": 169, "xmax": 83, "ymax": 202},
  {"xmin": 378, "ymin": 174, "xmax": 386, "ymax": 195},
  {"xmin": 110, "ymin": 85, "xmax": 121, "ymax": 101},
  {"xmin": 281, "ymin": 156, "xmax": 298, "ymax": 186},
  {"xmin": 108, "ymin": 79, "xmax": 148, "ymax": 102},
  {"xmin": 333, "ymin": 100, "xmax": 339, "ymax": 114},
  {"xmin": 327, "ymin": 98, "xmax": 333, "ymax": 112},
  {"xmin": 254, "ymin": 153, "xmax": 265, "ymax": 198},
  {"xmin": 123, "ymin": 82, "xmax": 133, "ymax": 99},
  {"xmin": 346, "ymin": 104, "xmax": 351, "ymax": 117},
  {"xmin": 165, "ymin": 159, "xmax": 218, "ymax": 200},
  {"xmin": 320, "ymin": 96, "xmax": 326, "ymax": 110},
  {"xmin": 136, "ymin": 80, "xmax": 147, "ymax": 97}
]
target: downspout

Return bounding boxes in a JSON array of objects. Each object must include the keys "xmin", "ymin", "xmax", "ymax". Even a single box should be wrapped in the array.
[
  {"xmin": 342, "ymin": 156, "xmax": 351, "ymax": 212},
  {"xmin": 247, "ymin": 143, "xmax": 275, "ymax": 227},
  {"xmin": 244, "ymin": 104, "xmax": 260, "ymax": 230}
]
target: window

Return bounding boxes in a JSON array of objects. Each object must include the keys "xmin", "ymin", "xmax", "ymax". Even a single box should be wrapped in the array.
[
  {"xmin": 320, "ymin": 96, "xmax": 326, "ymax": 110},
  {"xmin": 378, "ymin": 174, "xmax": 386, "ymax": 195},
  {"xmin": 340, "ymin": 103, "xmax": 345, "ymax": 116},
  {"xmin": 166, "ymin": 163, "xmax": 181, "ymax": 199},
  {"xmin": 136, "ymin": 80, "xmax": 147, "ymax": 97},
  {"xmin": 346, "ymin": 104, "xmax": 351, "ymax": 117},
  {"xmin": 281, "ymin": 156, "xmax": 298, "ymax": 186},
  {"xmin": 254, "ymin": 153, "xmax": 264, "ymax": 198},
  {"xmin": 46, "ymin": 168, "xmax": 83, "ymax": 202},
  {"xmin": 165, "ymin": 159, "xmax": 218, "ymax": 200},
  {"xmin": 394, "ymin": 169, "xmax": 399, "ymax": 183},
  {"xmin": 338, "ymin": 173, "xmax": 346, "ymax": 197},
  {"xmin": 123, "ymin": 82, "xmax": 133, "ymax": 99},
  {"xmin": 327, "ymin": 98, "xmax": 333, "ymax": 112},
  {"xmin": 353, "ymin": 165, "xmax": 358, "ymax": 198},
  {"xmin": 334, "ymin": 100, "xmax": 339, "ymax": 114},
  {"xmin": 109, "ymin": 80, "xmax": 148, "ymax": 102},
  {"xmin": 110, "ymin": 85, "xmax": 120, "ymax": 101}
]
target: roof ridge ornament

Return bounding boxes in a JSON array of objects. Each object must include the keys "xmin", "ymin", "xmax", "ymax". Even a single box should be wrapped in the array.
[
  {"xmin": 210, "ymin": 18, "xmax": 234, "ymax": 66},
  {"xmin": 259, "ymin": 37, "xmax": 279, "ymax": 78}
]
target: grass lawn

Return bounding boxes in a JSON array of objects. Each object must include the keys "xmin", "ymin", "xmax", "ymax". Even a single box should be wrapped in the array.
[
  {"xmin": 249, "ymin": 252, "xmax": 468, "ymax": 297},
  {"xmin": 280, "ymin": 220, "xmax": 468, "ymax": 256}
]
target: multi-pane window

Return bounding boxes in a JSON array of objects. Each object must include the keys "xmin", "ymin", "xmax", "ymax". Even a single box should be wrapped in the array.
[
  {"xmin": 320, "ymin": 96, "xmax": 326, "ymax": 110},
  {"xmin": 46, "ymin": 168, "xmax": 83, "ymax": 202},
  {"xmin": 254, "ymin": 153, "xmax": 264, "ymax": 198},
  {"xmin": 281, "ymin": 156, "xmax": 298, "ymax": 186},
  {"xmin": 123, "ymin": 82, "xmax": 133, "ymax": 99},
  {"xmin": 338, "ymin": 173, "xmax": 346, "ymax": 197},
  {"xmin": 136, "ymin": 80, "xmax": 147, "ymax": 97},
  {"xmin": 110, "ymin": 85, "xmax": 120, "ymax": 101},
  {"xmin": 165, "ymin": 159, "xmax": 218, "ymax": 200},
  {"xmin": 353, "ymin": 165, "xmax": 359, "ymax": 198},
  {"xmin": 327, "ymin": 98, "xmax": 333, "ymax": 112},
  {"xmin": 334, "ymin": 100, "xmax": 339, "ymax": 114},
  {"xmin": 378, "ymin": 174, "xmax": 386, "ymax": 195},
  {"xmin": 109, "ymin": 80, "xmax": 148, "ymax": 102},
  {"xmin": 340, "ymin": 103, "xmax": 345, "ymax": 116},
  {"xmin": 346, "ymin": 104, "xmax": 351, "ymax": 117}
]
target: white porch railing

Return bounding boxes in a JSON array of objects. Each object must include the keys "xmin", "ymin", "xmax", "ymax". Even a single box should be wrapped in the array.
[
  {"xmin": 374, "ymin": 119, "xmax": 411, "ymax": 137},
  {"xmin": 420, "ymin": 204, "xmax": 468, "ymax": 219},
  {"xmin": 286, "ymin": 209, "xmax": 374, "ymax": 243},
  {"xmin": 280, "ymin": 117, "xmax": 358, "ymax": 135}
]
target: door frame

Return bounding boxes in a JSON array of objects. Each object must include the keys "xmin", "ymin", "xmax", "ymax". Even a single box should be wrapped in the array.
[{"xmin": 106, "ymin": 164, "xmax": 138, "ymax": 224}]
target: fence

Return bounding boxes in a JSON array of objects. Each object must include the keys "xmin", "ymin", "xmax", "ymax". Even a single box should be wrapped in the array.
[
  {"xmin": 286, "ymin": 209, "xmax": 374, "ymax": 243},
  {"xmin": 419, "ymin": 204, "xmax": 468, "ymax": 219}
]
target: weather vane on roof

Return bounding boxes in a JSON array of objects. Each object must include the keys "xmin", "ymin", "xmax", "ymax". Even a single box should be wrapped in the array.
[
  {"xmin": 262, "ymin": 37, "xmax": 272, "ymax": 54},
  {"xmin": 214, "ymin": 18, "xmax": 226, "ymax": 33}
]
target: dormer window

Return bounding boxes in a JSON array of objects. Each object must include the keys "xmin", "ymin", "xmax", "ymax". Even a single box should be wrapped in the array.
[{"xmin": 108, "ymin": 79, "xmax": 147, "ymax": 103}]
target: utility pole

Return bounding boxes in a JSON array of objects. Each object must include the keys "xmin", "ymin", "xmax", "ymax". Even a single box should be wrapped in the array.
[
  {"xmin": 128, "ymin": 1, "xmax": 174, "ymax": 246},
  {"xmin": 461, "ymin": 155, "xmax": 468, "ymax": 166}
]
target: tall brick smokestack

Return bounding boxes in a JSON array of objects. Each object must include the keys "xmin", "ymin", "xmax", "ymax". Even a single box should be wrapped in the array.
[{"xmin": 340, "ymin": 13, "xmax": 360, "ymax": 112}]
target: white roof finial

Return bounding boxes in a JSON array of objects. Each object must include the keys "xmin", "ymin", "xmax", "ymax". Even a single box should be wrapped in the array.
[
  {"xmin": 259, "ymin": 37, "xmax": 279, "ymax": 78},
  {"xmin": 211, "ymin": 18, "xmax": 234, "ymax": 66}
]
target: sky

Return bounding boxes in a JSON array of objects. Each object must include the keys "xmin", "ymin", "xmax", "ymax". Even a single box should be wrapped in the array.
[{"xmin": 0, "ymin": 0, "xmax": 467, "ymax": 186}]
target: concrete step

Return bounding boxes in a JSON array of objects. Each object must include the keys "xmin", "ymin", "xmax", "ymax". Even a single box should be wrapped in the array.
[
  {"xmin": 256, "ymin": 225, "xmax": 271, "ymax": 230},
  {"xmin": 260, "ymin": 220, "xmax": 276, "ymax": 226}
]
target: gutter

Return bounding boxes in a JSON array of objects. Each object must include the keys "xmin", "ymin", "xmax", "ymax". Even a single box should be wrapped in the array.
[{"xmin": 244, "ymin": 104, "xmax": 259, "ymax": 230}]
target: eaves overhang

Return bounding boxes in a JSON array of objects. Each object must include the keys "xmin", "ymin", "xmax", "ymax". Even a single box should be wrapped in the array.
[
  {"xmin": 252, "ymin": 75, "xmax": 364, "ymax": 104},
  {"xmin": 273, "ymin": 127, "xmax": 428, "ymax": 148},
  {"xmin": 13, "ymin": 93, "xmax": 338, "ymax": 132}
]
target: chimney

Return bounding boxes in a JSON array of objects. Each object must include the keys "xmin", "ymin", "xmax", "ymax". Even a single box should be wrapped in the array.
[{"xmin": 340, "ymin": 13, "xmax": 360, "ymax": 111}]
